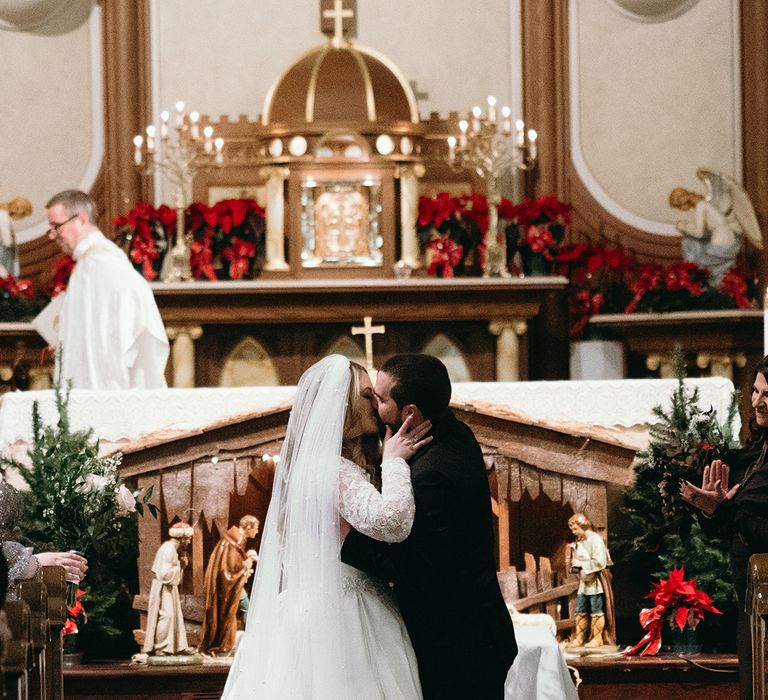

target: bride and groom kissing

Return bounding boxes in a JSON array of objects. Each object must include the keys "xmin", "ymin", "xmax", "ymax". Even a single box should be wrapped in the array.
[{"xmin": 223, "ymin": 353, "xmax": 517, "ymax": 699}]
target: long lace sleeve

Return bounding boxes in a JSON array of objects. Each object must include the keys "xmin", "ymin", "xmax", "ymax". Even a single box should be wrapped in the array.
[
  {"xmin": 339, "ymin": 457, "xmax": 415, "ymax": 543},
  {"xmin": 2, "ymin": 540, "xmax": 33, "ymax": 584}
]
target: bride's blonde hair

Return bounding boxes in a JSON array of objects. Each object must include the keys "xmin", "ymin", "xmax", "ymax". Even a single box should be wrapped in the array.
[{"xmin": 341, "ymin": 361, "xmax": 380, "ymax": 483}]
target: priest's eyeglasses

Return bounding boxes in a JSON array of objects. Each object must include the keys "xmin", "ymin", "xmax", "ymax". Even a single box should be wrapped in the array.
[{"xmin": 46, "ymin": 214, "xmax": 78, "ymax": 237}]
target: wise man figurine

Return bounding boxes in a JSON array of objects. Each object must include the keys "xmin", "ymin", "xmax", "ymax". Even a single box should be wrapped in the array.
[{"xmin": 142, "ymin": 521, "xmax": 195, "ymax": 658}]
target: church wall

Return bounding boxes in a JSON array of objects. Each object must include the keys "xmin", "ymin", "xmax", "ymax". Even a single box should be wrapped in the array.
[
  {"xmin": 572, "ymin": 0, "xmax": 740, "ymax": 229},
  {"xmin": 151, "ymin": 0, "xmax": 517, "ymax": 122},
  {"xmin": 0, "ymin": 0, "xmax": 102, "ymax": 241}
]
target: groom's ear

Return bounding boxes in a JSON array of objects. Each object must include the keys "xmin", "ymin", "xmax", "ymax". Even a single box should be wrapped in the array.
[{"xmin": 402, "ymin": 404, "xmax": 424, "ymax": 422}]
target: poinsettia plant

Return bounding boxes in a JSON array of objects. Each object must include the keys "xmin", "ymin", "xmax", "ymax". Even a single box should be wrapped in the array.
[
  {"xmin": 625, "ymin": 261, "xmax": 754, "ymax": 314},
  {"xmin": 417, "ymin": 192, "xmax": 488, "ymax": 277},
  {"xmin": 501, "ymin": 194, "xmax": 572, "ymax": 269},
  {"xmin": 0, "ymin": 273, "xmax": 40, "ymax": 321},
  {"xmin": 113, "ymin": 199, "xmax": 266, "ymax": 281},
  {"xmin": 555, "ymin": 243, "xmax": 637, "ymax": 338},
  {"xmin": 625, "ymin": 566, "xmax": 721, "ymax": 656}
]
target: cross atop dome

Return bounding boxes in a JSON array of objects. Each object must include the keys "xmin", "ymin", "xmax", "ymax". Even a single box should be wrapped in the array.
[{"xmin": 320, "ymin": 0, "xmax": 357, "ymax": 48}]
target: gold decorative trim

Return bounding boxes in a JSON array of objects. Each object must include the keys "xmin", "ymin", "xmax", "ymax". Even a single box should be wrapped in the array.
[
  {"xmin": 353, "ymin": 42, "xmax": 420, "ymax": 124},
  {"xmin": 306, "ymin": 46, "xmax": 331, "ymax": 122},
  {"xmin": 349, "ymin": 47, "xmax": 376, "ymax": 121}
]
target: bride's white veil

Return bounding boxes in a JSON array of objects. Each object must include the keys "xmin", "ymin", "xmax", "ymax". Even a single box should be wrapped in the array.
[{"xmin": 222, "ymin": 354, "xmax": 356, "ymax": 698}]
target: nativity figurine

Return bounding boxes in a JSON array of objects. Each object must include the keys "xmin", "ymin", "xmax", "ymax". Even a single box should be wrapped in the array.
[{"xmin": 198, "ymin": 515, "xmax": 260, "ymax": 655}]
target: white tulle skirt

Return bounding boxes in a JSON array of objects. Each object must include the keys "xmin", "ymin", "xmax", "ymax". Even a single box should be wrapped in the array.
[{"xmin": 222, "ymin": 564, "xmax": 422, "ymax": 699}]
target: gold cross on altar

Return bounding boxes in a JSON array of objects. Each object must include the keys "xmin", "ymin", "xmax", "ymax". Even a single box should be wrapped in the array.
[
  {"xmin": 321, "ymin": 0, "xmax": 356, "ymax": 48},
  {"xmin": 351, "ymin": 316, "xmax": 385, "ymax": 372}
]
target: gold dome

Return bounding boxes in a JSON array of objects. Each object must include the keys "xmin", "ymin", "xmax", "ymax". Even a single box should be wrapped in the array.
[{"xmin": 263, "ymin": 43, "xmax": 419, "ymax": 126}]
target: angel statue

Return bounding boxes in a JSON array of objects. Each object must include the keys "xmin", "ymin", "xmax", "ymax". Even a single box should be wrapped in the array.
[
  {"xmin": 0, "ymin": 196, "xmax": 32, "ymax": 277},
  {"xmin": 669, "ymin": 168, "xmax": 763, "ymax": 286}
]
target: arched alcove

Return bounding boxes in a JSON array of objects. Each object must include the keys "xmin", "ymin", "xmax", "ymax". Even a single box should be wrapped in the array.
[
  {"xmin": 324, "ymin": 336, "xmax": 366, "ymax": 365},
  {"xmin": 219, "ymin": 337, "xmax": 279, "ymax": 387},
  {"xmin": 420, "ymin": 333, "xmax": 471, "ymax": 382}
]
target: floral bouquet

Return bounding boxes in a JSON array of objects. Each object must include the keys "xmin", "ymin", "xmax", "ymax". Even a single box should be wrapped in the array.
[
  {"xmin": 625, "ymin": 262, "xmax": 753, "ymax": 313},
  {"xmin": 500, "ymin": 194, "xmax": 572, "ymax": 275},
  {"xmin": 417, "ymin": 192, "xmax": 487, "ymax": 277},
  {"xmin": 625, "ymin": 566, "xmax": 721, "ymax": 655},
  {"xmin": 4, "ymin": 372, "xmax": 157, "ymax": 656},
  {"xmin": 555, "ymin": 243, "xmax": 637, "ymax": 338}
]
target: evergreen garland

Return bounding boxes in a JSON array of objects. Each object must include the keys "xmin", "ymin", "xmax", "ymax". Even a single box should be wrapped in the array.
[
  {"xmin": 612, "ymin": 347, "xmax": 740, "ymax": 648},
  {"xmin": 2, "ymin": 374, "xmax": 156, "ymax": 658}
]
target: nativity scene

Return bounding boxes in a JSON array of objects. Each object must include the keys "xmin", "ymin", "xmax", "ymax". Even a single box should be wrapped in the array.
[{"xmin": 0, "ymin": 0, "xmax": 767, "ymax": 698}]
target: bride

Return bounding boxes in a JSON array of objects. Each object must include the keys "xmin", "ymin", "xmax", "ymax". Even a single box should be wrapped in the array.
[{"xmin": 222, "ymin": 355, "xmax": 432, "ymax": 699}]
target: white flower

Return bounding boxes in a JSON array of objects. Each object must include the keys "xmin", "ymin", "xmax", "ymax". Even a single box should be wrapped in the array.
[
  {"xmin": 78, "ymin": 473, "xmax": 109, "ymax": 494},
  {"xmin": 115, "ymin": 484, "xmax": 136, "ymax": 515}
]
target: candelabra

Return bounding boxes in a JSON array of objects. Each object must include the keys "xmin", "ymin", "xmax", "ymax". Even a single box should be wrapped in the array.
[
  {"xmin": 447, "ymin": 96, "xmax": 537, "ymax": 277},
  {"xmin": 133, "ymin": 102, "xmax": 224, "ymax": 282}
]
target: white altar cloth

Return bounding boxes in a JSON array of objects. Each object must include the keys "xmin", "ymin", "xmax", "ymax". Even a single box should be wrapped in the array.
[
  {"xmin": 505, "ymin": 624, "xmax": 579, "ymax": 699},
  {"xmin": 452, "ymin": 377, "xmax": 737, "ymax": 429},
  {"xmin": 0, "ymin": 377, "xmax": 736, "ymax": 464}
]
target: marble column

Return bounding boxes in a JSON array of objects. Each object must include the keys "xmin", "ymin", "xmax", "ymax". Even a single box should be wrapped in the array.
[
  {"xmin": 489, "ymin": 319, "xmax": 528, "ymax": 381},
  {"xmin": 259, "ymin": 166, "xmax": 290, "ymax": 271},
  {"xmin": 396, "ymin": 163, "xmax": 425, "ymax": 269},
  {"xmin": 166, "ymin": 325, "xmax": 203, "ymax": 388}
]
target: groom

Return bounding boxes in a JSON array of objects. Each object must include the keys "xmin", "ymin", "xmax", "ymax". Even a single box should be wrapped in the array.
[{"xmin": 342, "ymin": 354, "xmax": 517, "ymax": 699}]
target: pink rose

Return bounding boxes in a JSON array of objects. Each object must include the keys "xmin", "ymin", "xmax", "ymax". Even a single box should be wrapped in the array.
[{"xmin": 115, "ymin": 484, "xmax": 136, "ymax": 515}]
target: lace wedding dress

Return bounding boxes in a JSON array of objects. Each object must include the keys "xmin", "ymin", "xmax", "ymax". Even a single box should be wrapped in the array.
[{"xmin": 222, "ymin": 355, "xmax": 422, "ymax": 699}]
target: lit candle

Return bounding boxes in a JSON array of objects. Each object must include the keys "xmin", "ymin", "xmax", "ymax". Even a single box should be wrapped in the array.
[
  {"xmin": 160, "ymin": 110, "xmax": 170, "ymax": 139},
  {"xmin": 189, "ymin": 111, "xmax": 200, "ymax": 140},
  {"xmin": 447, "ymin": 135, "xmax": 456, "ymax": 163},
  {"xmin": 175, "ymin": 100, "xmax": 185, "ymax": 126},
  {"xmin": 133, "ymin": 135, "xmax": 143, "ymax": 166},
  {"xmin": 203, "ymin": 125, "xmax": 214, "ymax": 153},
  {"xmin": 501, "ymin": 106, "xmax": 511, "ymax": 135},
  {"xmin": 214, "ymin": 137, "xmax": 224, "ymax": 165},
  {"xmin": 458, "ymin": 119, "xmax": 468, "ymax": 148},
  {"xmin": 471, "ymin": 106, "xmax": 482, "ymax": 133},
  {"xmin": 487, "ymin": 96, "xmax": 497, "ymax": 123},
  {"xmin": 528, "ymin": 129, "xmax": 538, "ymax": 160},
  {"xmin": 515, "ymin": 119, "xmax": 525, "ymax": 147},
  {"xmin": 145, "ymin": 125, "xmax": 156, "ymax": 153}
]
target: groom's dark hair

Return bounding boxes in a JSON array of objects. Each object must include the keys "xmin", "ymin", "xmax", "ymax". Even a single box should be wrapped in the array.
[{"xmin": 380, "ymin": 354, "xmax": 451, "ymax": 420}]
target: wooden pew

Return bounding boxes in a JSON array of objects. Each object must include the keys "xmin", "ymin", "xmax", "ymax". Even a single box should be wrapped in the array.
[
  {"xmin": 747, "ymin": 552, "xmax": 768, "ymax": 699},
  {"xmin": 2, "ymin": 565, "xmax": 67, "ymax": 700},
  {"xmin": 2, "ymin": 599, "xmax": 32, "ymax": 699}
]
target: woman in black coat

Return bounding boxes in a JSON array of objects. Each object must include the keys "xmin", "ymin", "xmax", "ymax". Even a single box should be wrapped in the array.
[{"xmin": 682, "ymin": 354, "xmax": 768, "ymax": 700}]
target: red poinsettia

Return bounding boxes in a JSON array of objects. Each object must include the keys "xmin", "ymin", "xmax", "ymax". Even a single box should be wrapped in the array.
[
  {"xmin": 502, "ymin": 194, "xmax": 572, "ymax": 229},
  {"xmin": 0, "ymin": 274, "xmax": 34, "ymax": 300},
  {"xmin": 554, "ymin": 243, "xmax": 637, "ymax": 337},
  {"xmin": 418, "ymin": 192, "xmax": 463, "ymax": 230},
  {"xmin": 50, "ymin": 256, "xmax": 76, "ymax": 297},
  {"xmin": 221, "ymin": 238, "xmax": 256, "ymax": 280},
  {"xmin": 625, "ymin": 567, "xmax": 721, "ymax": 656},
  {"xmin": 113, "ymin": 199, "xmax": 266, "ymax": 282},
  {"xmin": 426, "ymin": 238, "xmax": 464, "ymax": 278},
  {"xmin": 720, "ymin": 268, "xmax": 752, "ymax": 309},
  {"xmin": 502, "ymin": 194, "xmax": 572, "ymax": 269}
]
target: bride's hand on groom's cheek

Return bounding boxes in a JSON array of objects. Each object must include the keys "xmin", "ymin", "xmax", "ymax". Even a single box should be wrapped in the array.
[{"xmin": 383, "ymin": 413, "xmax": 433, "ymax": 461}]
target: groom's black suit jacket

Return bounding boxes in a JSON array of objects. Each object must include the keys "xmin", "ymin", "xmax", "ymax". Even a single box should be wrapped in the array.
[{"xmin": 341, "ymin": 409, "xmax": 517, "ymax": 700}]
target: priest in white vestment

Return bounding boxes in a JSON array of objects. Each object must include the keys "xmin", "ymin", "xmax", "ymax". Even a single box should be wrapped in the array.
[{"xmin": 44, "ymin": 190, "xmax": 168, "ymax": 390}]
